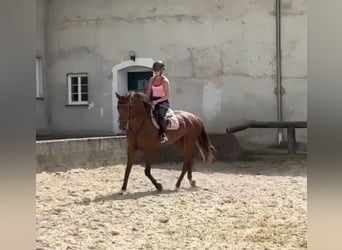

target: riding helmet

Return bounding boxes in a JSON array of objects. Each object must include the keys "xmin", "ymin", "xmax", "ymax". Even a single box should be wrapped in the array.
[{"xmin": 152, "ymin": 60, "xmax": 165, "ymax": 71}]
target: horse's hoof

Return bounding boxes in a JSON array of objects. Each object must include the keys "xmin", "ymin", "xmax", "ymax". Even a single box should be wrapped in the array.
[
  {"xmin": 155, "ymin": 183, "xmax": 163, "ymax": 192},
  {"xmin": 119, "ymin": 190, "xmax": 127, "ymax": 195},
  {"xmin": 190, "ymin": 180, "xmax": 196, "ymax": 187}
]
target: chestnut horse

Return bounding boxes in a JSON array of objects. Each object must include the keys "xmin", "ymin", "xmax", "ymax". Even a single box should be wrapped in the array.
[{"xmin": 115, "ymin": 91, "xmax": 216, "ymax": 193}]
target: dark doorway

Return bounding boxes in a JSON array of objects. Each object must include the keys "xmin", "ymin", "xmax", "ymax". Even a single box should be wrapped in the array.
[{"xmin": 127, "ymin": 71, "xmax": 153, "ymax": 93}]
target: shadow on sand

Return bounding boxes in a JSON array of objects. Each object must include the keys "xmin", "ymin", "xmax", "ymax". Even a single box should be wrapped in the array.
[
  {"xmin": 78, "ymin": 186, "xmax": 201, "ymax": 204},
  {"xmin": 147, "ymin": 153, "xmax": 307, "ymax": 178}
]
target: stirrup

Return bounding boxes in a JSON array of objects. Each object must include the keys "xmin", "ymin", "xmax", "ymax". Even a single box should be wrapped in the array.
[{"xmin": 160, "ymin": 133, "xmax": 168, "ymax": 143}]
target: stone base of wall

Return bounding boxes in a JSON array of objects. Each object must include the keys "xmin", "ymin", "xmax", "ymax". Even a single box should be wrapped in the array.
[
  {"xmin": 36, "ymin": 134, "xmax": 247, "ymax": 173},
  {"xmin": 36, "ymin": 136, "xmax": 126, "ymax": 173},
  {"xmin": 37, "ymin": 133, "xmax": 307, "ymax": 173}
]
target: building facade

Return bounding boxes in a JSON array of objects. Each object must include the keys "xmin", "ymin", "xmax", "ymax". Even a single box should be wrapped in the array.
[{"xmin": 36, "ymin": 0, "xmax": 307, "ymax": 144}]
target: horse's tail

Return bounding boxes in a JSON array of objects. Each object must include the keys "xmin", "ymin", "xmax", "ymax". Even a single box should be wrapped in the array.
[{"xmin": 196, "ymin": 118, "xmax": 217, "ymax": 165}]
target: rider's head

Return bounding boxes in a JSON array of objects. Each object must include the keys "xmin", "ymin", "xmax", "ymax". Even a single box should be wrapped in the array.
[{"xmin": 152, "ymin": 60, "xmax": 165, "ymax": 76}]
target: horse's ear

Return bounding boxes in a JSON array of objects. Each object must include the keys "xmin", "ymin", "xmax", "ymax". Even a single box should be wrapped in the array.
[{"xmin": 115, "ymin": 92, "xmax": 120, "ymax": 99}]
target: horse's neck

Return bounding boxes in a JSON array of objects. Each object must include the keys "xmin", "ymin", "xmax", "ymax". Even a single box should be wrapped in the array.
[
  {"xmin": 145, "ymin": 103, "xmax": 152, "ymax": 116},
  {"xmin": 131, "ymin": 103, "xmax": 150, "ymax": 121},
  {"xmin": 129, "ymin": 104, "xmax": 151, "ymax": 133}
]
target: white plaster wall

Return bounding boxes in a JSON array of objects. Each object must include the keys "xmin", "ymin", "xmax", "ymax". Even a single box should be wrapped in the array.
[
  {"xmin": 281, "ymin": 0, "xmax": 307, "ymax": 142},
  {"xmin": 36, "ymin": 0, "xmax": 50, "ymax": 134},
  {"xmin": 45, "ymin": 0, "xmax": 307, "ymax": 144}
]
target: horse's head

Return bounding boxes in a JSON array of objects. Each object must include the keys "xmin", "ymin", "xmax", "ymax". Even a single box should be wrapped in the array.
[
  {"xmin": 115, "ymin": 92, "xmax": 131, "ymax": 131},
  {"xmin": 115, "ymin": 91, "xmax": 151, "ymax": 131}
]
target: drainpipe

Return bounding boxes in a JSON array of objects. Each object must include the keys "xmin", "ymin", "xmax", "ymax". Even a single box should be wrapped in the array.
[{"xmin": 275, "ymin": 0, "xmax": 284, "ymax": 144}]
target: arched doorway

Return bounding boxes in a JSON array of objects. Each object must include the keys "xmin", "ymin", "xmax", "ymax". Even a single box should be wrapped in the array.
[{"xmin": 112, "ymin": 58, "xmax": 154, "ymax": 134}]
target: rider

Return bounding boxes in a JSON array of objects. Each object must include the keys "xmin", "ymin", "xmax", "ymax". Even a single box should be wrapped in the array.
[{"xmin": 146, "ymin": 60, "xmax": 170, "ymax": 144}]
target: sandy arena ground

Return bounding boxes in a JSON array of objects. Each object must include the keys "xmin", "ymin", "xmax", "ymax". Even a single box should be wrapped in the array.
[{"xmin": 36, "ymin": 157, "xmax": 307, "ymax": 250}]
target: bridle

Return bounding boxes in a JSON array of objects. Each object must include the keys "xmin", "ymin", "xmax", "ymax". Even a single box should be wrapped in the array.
[{"xmin": 117, "ymin": 93, "xmax": 152, "ymax": 135}]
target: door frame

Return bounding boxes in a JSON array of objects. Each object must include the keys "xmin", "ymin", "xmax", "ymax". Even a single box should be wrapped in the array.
[{"xmin": 112, "ymin": 58, "xmax": 154, "ymax": 134}]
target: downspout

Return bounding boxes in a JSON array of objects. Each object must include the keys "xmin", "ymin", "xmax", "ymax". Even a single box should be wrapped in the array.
[{"xmin": 275, "ymin": 0, "xmax": 284, "ymax": 144}]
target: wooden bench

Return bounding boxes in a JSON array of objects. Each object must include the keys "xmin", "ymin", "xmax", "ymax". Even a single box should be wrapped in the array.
[{"xmin": 226, "ymin": 121, "xmax": 307, "ymax": 154}]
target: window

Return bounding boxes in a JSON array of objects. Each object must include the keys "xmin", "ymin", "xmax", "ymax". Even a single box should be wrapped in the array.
[
  {"xmin": 36, "ymin": 57, "xmax": 43, "ymax": 98},
  {"xmin": 137, "ymin": 79, "xmax": 149, "ymax": 92},
  {"xmin": 67, "ymin": 73, "xmax": 89, "ymax": 105}
]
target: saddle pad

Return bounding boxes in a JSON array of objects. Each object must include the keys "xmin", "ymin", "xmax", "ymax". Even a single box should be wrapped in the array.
[{"xmin": 151, "ymin": 108, "xmax": 180, "ymax": 130}]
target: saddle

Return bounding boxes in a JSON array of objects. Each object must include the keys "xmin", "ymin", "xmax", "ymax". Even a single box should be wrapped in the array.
[{"xmin": 150, "ymin": 108, "xmax": 180, "ymax": 130}]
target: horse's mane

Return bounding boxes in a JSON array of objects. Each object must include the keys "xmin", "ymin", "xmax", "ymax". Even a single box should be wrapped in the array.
[
  {"xmin": 130, "ymin": 91, "xmax": 148, "ymax": 99},
  {"xmin": 129, "ymin": 91, "xmax": 152, "ymax": 111},
  {"xmin": 130, "ymin": 91, "xmax": 150, "ymax": 103}
]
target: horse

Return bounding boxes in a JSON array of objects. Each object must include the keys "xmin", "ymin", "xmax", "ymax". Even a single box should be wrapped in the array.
[{"xmin": 115, "ymin": 91, "xmax": 216, "ymax": 194}]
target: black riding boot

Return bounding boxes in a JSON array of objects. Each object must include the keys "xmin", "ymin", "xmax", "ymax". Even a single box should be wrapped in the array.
[
  {"xmin": 154, "ymin": 101, "xmax": 169, "ymax": 144},
  {"xmin": 159, "ymin": 118, "xmax": 168, "ymax": 144}
]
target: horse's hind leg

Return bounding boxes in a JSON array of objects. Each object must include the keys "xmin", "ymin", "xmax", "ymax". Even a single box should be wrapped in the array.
[
  {"xmin": 175, "ymin": 160, "xmax": 188, "ymax": 190},
  {"xmin": 187, "ymin": 158, "xmax": 196, "ymax": 187},
  {"xmin": 144, "ymin": 150, "xmax": 163, "ymax": 192},
  {"xmin": 175, "ymin": 137, "xmax": 196, "ymax": 189}
]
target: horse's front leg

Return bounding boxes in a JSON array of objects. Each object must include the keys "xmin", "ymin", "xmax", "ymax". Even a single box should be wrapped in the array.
[
  {"xmin": 144, "ymin": 150, "xmax": 163, "ymax": 192},
  {"xmin": 120, "ymin": 145, "xmax": 137, "ymax": 194}
]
